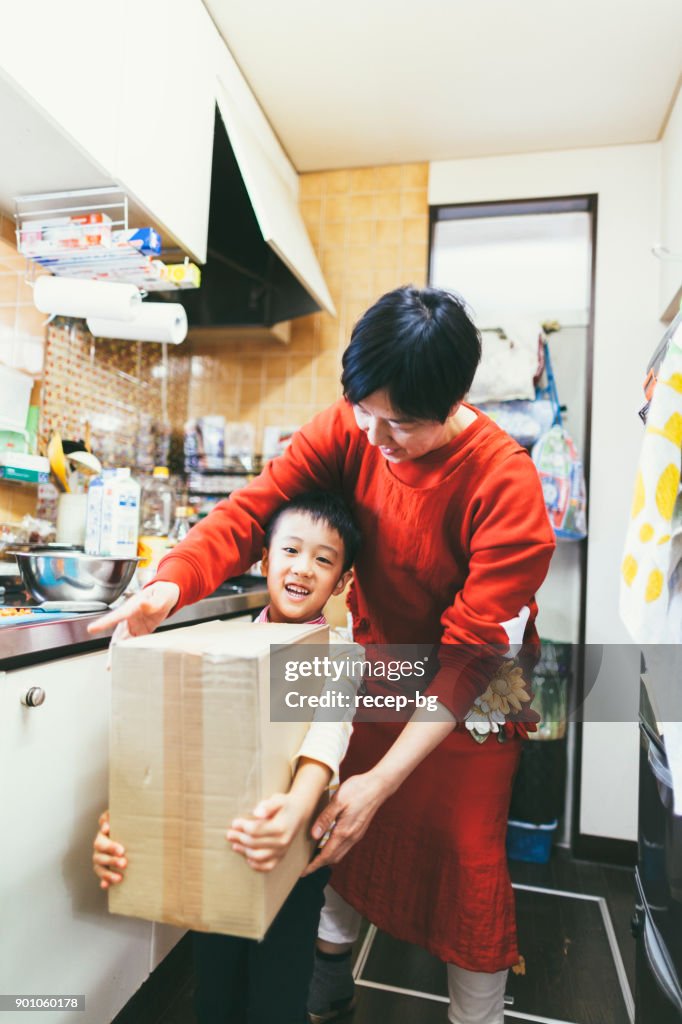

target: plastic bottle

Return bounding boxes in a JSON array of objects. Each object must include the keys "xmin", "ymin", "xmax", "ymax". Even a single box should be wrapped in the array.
[
  {"xmin": 168, "ymin": 506, "xmax": 194, "ymax": 546},
  {"xmin": 138, "ymin": 467, "xmax": 175, "ymax": 583},
  {"xmin": 140, "ymin": 466, "xmax": 175, "ymax": 536}
]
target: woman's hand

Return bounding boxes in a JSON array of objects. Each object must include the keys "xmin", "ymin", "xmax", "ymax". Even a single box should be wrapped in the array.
[
  {"xmin": 302, "ymin": 772, "xmax": 390, "ymax": 875},
  {"xmin": 86, "ymin": 581, "xmax": 180, "ymax": 640},
  {"xmin": 303, "ymin": 710, "xmax": 456, "ymax": 874},
  {"xmin": 92, "ymin": 810, "xmax": 127, "ymax": 890},
  {"xmin": 227, "ymin": 793, "xmax": 306, "ymax": 873}
]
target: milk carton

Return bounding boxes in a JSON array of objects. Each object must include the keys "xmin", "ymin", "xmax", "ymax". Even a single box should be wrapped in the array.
[{"xmin": 98, "ymin": 469, "xmax": 140, "ymax": 557}]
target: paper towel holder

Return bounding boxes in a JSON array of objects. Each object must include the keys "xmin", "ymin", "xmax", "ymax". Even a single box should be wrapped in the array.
[
  {"xmin": 86, "ymin": 301, "xmax": 188, "ymax": 345},
  {"xmin": 32, "ymin": 275, "xmax": 142, "ymax": 321}
]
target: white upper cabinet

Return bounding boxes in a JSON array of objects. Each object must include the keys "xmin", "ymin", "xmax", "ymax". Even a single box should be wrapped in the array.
[
  {"xmin": 0, "ymin": 0, "xmax": 215, "ymax": 262},
  {"xmin": 115, "ymin": 0, "xmax": 216, "ymax": 263},
  {"xmin": 0, "ymin": 1, "xmax": 120, "ymax": 176},
  {"xmin": 0, "ymin": 0, "xmax": 333, "ymax": 304}
]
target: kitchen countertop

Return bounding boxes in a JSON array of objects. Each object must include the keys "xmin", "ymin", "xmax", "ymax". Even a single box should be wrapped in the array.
[{"xmin": 0, "ymin": 580, "xmax": 269, "ymax": 670}]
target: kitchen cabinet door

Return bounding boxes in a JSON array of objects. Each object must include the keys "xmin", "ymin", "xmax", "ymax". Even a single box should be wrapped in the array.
[
  {"xmin": 0, "ymin": 652, "xmax": 152, "ymax": 1024},
  {"xmin": 150, "ymin": 921, "xmax": 186, "ymax": 972},
  {"xmin": 0, "ymin": 2, "xmax": 119, "ymax": 176},
  {"xmin": 115, "ymin": 0, "xmax": 215, "ymax": 263}
]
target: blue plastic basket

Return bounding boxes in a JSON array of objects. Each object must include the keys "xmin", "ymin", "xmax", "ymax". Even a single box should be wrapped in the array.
[{"xmin": 506, "ymin": 819, "xmax": 558, "ymax": 864}]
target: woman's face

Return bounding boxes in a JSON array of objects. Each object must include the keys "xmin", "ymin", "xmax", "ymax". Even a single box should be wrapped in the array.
[{"xmin": 352, "ymin": 389, "xmax": 459, "ymax": 463}]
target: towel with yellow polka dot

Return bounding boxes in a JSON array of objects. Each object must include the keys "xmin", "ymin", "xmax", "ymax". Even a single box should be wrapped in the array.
[{"xmin": 620, "ymin": 326, "xmax": 682, "ymax": 642}]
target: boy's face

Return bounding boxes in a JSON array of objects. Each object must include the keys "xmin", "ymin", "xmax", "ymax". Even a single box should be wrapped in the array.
[{"xmin": 261, "ymin": 511, "xmax": 352, "ymax": 624}]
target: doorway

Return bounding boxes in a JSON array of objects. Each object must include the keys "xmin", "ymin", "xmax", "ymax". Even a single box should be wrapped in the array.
[{"xmin": 428, "ymin": 195, "xmax": 597, "ymax": 850}]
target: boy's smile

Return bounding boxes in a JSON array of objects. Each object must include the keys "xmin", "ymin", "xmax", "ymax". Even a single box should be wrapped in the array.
[{"xmin": 262, "ymin": 510, "xmax": 352, "ymax": 623}]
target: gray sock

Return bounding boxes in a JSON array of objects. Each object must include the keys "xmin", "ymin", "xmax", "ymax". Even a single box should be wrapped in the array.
[{"xmin": 307, "ymin": 950, "xmax": 354, "ymax": 1016}]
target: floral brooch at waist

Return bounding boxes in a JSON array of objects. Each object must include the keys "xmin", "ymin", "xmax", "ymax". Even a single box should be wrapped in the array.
[{"xmin": 464, "ymin": 660, "xmax": 532, "ymax": 744}]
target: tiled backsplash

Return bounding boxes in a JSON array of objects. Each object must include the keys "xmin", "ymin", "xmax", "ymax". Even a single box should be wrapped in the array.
[
  {"xmin": 41, "ymin": 321, "xmax": 190, "ymax": 470},
  {"xmin": 187, "ymin": 162, "xmax": 429, "ymax": 446}
]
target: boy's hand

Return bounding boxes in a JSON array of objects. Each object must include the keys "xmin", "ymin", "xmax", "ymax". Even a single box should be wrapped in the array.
[
  {"xmin": 227, "ymin": 794, "xmax": 305, "ymax": 873},
  {"xmin": 92, "ymin": 810, "xmax": 127, "ymax": 889}
]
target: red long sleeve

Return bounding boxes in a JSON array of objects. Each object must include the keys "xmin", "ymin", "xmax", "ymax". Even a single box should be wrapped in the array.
[
  {"xmin": 155, "ymin": 399, "xmax": 555, "ymax": 718},
  {"xmin": 154, "ymin": 402, "xmax": 358, "ymax": 609},
  {"xmin": 426, "ymin": 451, "xmax": 555, "ymax": 718}
]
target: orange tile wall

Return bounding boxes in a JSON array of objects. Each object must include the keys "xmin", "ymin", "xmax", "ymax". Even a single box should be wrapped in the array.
[{"xmin": 186, "ymin": 162, "xmax": 429, "ymax": 446}]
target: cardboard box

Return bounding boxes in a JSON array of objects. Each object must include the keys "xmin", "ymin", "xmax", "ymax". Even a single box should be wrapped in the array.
[{"xmin": 108, "ymin": 619, "xmax": 328, "ymax": 939}]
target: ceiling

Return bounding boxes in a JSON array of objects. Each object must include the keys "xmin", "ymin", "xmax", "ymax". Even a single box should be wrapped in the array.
[{"xmin": 205, "ymin": 0, "xmax": 682, "ymax": 172}]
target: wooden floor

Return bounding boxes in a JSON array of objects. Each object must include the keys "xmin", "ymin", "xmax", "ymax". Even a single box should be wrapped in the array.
[{"xmin": 115, "ymin": 849, "xmax": 636, "ymax": 1024}]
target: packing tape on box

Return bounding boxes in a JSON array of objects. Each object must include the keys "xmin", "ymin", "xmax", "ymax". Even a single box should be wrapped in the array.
[
  {"xmin": 162, "ymin": 657, "xmax": 203, "ymax": 924},
  {"xmin": 33, "ymin": 275, "xmax": 142, "ymax": 320}
]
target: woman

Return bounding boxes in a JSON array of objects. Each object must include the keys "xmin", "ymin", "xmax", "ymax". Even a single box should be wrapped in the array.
[{"xmin": 91, "ymin": 287, "xmax": 555, "ymax": 1024}]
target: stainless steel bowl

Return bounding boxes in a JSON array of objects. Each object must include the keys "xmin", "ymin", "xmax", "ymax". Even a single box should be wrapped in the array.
[{"xmin": 13, "ymin": 549, "xmax": 139, "ymax": 604}]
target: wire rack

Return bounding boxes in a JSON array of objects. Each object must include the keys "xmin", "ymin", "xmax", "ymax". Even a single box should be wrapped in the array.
[{"xmin": 14, "ymin": 187, "xmax": 199, "ymax": 291}]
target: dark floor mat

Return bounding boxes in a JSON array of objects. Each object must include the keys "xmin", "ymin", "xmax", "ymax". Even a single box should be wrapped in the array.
[
  {"xmin": 350, "ymin": 983, "xmax": 448, "ymax": 1024},
  {"xmin": 355, "ymin": 885, "xmax": 633, "ymax": 1024}
]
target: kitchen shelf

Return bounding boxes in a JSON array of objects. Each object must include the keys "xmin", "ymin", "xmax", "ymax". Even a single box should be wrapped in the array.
[
  {"xmin": 187, "ymin": 488, "xmax": 244, "ymax": 497},
  {"xmin": 186, "ymin": 461, "xmax": 264, "ymax": 475},
  {"xmin": 187, "ymin": 475, "xmax": 251, "ymax": 496},
  {"xmin": 14, "ymin": 187, "xmax": 200, "ymax": 292}
]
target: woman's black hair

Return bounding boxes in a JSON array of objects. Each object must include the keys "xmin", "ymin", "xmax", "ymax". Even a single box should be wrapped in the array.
[
  {"xmin": 341, "ymin": 285, "xmax": 481, "ymax": 422},
  {"xmin": 264, "ymin": 491, "xmax": 361, "ymax": 572}
]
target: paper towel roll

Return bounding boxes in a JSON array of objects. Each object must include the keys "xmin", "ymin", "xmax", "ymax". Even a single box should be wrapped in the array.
[
  {"xmin": 34, "ymin": 276, "xmax": 141, "ymax": 320},
  {"xmin": 87, "ymin": 302, "xmax": 188, "ymax": 345}
]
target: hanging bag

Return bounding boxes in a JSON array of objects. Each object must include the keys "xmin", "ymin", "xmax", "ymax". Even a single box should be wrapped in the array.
[
  {"xmin": 532, "ymin": 426, "xmax": 587, "ymax": 539},
  {"xmin": 532, "ymin": 339, "xmax": 588, "ymax": 540}
]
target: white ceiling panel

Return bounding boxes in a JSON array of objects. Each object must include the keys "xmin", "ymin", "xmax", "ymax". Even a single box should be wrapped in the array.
[{"xmin": 204, "ymin": 0, "xmax": 682, "ymax": 170}]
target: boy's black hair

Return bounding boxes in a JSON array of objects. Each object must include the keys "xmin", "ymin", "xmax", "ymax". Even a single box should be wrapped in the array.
[
  {"xmin": 264, "ymin": 491, "xmax": 361, "ymax": 573},
  {"xmin": 341, "ymin": 285, "xmax": 481, "ymax": 423}
]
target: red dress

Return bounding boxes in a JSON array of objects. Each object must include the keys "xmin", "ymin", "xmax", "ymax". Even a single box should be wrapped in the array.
[
  {"xmin": 155, "ymin": 399, "xmax": 555, "ymax": 971},
  {"xmin": 332, "ymin": 722, "xmax": 523, "ymax": 970}
]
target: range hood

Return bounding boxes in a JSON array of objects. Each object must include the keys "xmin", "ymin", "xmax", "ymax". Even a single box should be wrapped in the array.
[{"xmin": 156, "ymin": 82, "xmax": 335, "ymax": 342}]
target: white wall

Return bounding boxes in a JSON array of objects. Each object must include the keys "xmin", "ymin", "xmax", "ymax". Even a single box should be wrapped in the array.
[
  {"xmin": 660, "ymin": 84, "xmax": 682, "ymax": 313},
  {"xmin": 429, "ymin": 144, "xmax": 662, "ymax": 841}
]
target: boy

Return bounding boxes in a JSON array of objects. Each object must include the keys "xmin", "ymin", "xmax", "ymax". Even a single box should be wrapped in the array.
[{"xmin": 93, "ymin": 492, "xmax": 362, "ymax": 1024}]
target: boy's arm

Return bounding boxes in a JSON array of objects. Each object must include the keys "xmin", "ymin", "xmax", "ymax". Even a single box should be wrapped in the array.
[
  {"xmin": 291, "ymin": 636, "xmax": 364, "ymax": 785},
  {"xmin": 229, "ymin": 639, "xmax": 364, "ymax": 872},
  {"xmin": 227, "ymin": 757, "xmax": 331, "ymax": 873}
]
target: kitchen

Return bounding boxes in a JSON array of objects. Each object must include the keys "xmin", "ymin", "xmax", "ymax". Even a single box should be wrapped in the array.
[{"xmin": 1, "ymin": 2, "xmax": 681, "ymax": 1023}]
